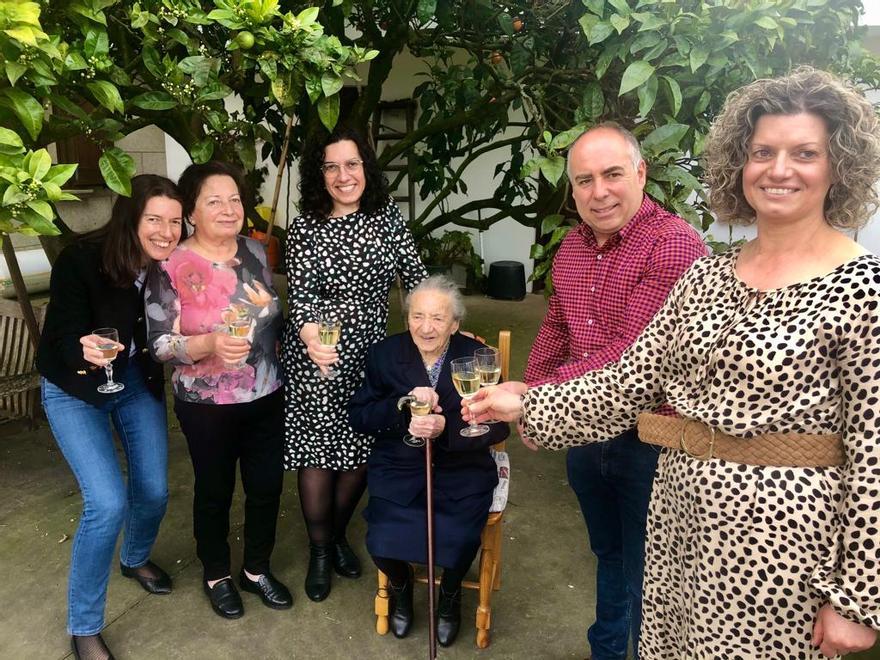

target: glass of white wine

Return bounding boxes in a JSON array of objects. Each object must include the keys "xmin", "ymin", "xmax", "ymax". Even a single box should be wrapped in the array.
[
  {"xmin": 398, "ymin": 395, "xmax": 433, "ymax": 448},
  {"xmin": 317, "ymin": 311, "xmax": 342, "ymax": 379},
  {"xmin": 225, "ymin": 309, "xmax": 252, "ymax": 368},
  {"xmin": 93, "ymin": 327, "xmax": 124, "ymax": 394},
  {"xmin": 474, "ymin": 346, "xmax": 501, "ymax": 424},
  {"xmin": 451, "ymin": 357, "xmax": 489, "ymax": 437}
]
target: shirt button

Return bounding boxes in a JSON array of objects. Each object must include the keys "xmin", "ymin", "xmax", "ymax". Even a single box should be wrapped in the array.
[
  {"xmin": 582, "ymin": 352, "xmax": 589, "ymax": 358},
  {"xmin": 590, "ymin": 287, "xmax": 595, "ymax": 292},
  {"xmin": 587, "ymin": 319, "xmax": 593, "ymax": 325},
  {"xmin": 137, "ymin": 316, "xmax": 144, "ymax": 322},
  {"xmin": 596, "ymin": 255, "xmax": 602, "ymax": 261},
  {"xmin": 141, "ymin": 348, "xmax": 149, "ymax": 354}
]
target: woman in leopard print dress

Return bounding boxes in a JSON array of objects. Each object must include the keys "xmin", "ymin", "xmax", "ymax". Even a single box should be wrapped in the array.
[{"xmin": 468, "ymin": 68, "xmax": 880, "ymax": 658}]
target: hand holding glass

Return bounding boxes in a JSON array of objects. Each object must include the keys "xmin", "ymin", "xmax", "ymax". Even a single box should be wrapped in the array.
[
  {"xmin": 398, "ymin": 396, "xmax": 433, "ymax": 447},
  {"xmin": 451, "ymin": 357, "xmax": 489, "ymax": 437},
  {"xmin": 316, "ymin": 312, "xmax": 341, "ymax": 379},
  {"xmin": 93, "ymin": 327, "xmax": 124, "ymax": 394}
]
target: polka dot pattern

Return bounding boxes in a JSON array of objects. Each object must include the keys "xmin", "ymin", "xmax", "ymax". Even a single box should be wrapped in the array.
[
  {"xmin": 523, "ymin": 248, "xmax": 880, "ymax": 657},
  {"xmin": 281, "ymin": 202, "xmax": 426, "ymax": 470}
]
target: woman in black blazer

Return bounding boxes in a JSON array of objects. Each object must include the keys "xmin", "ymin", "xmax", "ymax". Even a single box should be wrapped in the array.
[
  {"xmin": 36, "ymin": 175, "xmax": 183, "ymax": 660},
  {"xmin": 349, "ymin": 275, "xmax": 508, "ymax": 648}
]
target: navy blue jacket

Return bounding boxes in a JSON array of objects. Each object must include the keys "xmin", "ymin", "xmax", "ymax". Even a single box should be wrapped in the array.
[{"xmin": 349, "ymin": 331, "xmax": 508, "ymax": 507}]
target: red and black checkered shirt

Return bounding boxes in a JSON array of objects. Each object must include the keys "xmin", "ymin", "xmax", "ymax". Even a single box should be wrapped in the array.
[{"xmin": 524, "ymin": 196, "xmax": 708, "ymax": 390}]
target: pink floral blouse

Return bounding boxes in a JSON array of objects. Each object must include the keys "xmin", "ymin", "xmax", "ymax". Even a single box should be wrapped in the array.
[{"xmin": 145, "ymin": 236, "xmax": 282, "ymax": 404}]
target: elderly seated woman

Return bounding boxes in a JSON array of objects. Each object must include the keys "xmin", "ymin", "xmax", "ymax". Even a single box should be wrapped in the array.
[{"xmin": 348, "ymin": 275, "xmax": 508, "ymax": 647}]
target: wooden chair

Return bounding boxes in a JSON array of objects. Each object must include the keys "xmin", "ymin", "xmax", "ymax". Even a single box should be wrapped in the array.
[
  {"xmin": 375, "ymin": 330, "xmax": 511, "ymax": 648},
  {"xmin": 0, "ymin": 298, "xmax": 46, "ymax": 426}
]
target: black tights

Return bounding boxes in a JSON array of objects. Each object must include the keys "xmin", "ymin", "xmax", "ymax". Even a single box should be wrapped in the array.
[
  {"xmin": 372, "ymin": 555, "xmax": 470, "ymax": 593},
  {"xmin": 297, "ymin": 465, "xmax": 367, "ymax": 546}
]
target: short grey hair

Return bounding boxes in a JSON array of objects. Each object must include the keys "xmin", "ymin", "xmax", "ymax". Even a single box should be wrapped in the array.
[
  {"xmin": 566, "ymin": 121, "xmax": 644, "ymax": 181},
  {"xmin": 404, "ymin": 275, "xmax": 466, "ymax": 321}
]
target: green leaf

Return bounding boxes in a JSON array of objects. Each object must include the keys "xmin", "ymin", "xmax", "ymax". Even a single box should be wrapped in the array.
[
  {"xmin": 579, "ymin": 13, "xmax": 598, "ymax": 36},
  {"xmin": 660, "ymin": 76, "xmax": 681, "ymax": 118},
  {"xmin": 83, "ymin": 29, "xmax": 109, "ymax": 58},
  {"xmin": 754, "ymin": 16, "xmax": 778, "ymax": 30},
  {"xmin": 550, "ymin": 125, "xmax": 586, "ymax": 151},
  {"xmin": 498, "ymin": 12, "xmax": 514, "ymax": 36},
  {"xmin": 588, "ymin": 21, "xmax": 614, "ymax": 44},
  {"xmin": 693, "ymin": 89, "xmax": 710, "ymax": 114},
  {"xmin": 582, "ymin": 0, "xmax": 605, "ymax": 16},
  {"xmin": 539, "ymin": 155, "xmax": 565, "ymax": 186},
  {"xmin": 5, "ymin": 61, "xmax": 27, "ymax": 86},
  {"xmin": 98, "ymin": 147, "xmax": 136, "ymax": 196},
  {"xmin": 637, "ymin": 74, "xmax": 658, "ymax": 116},
  {"xmin": 196, "ymin": 83, "xmax": 233, "ymax": 102},
  {"xmin": 235, "ymin": 139, "xmax": 256, "ymax": 172},
  {"xmin": 3, "ymin": 185, "xmax": 28, "ymax": 206},
  {"xmin": 0, "ymin": 128, "xmax": 25, "ymax": 155},
  {"xmin": 519, "ymin": 158, "xmax": 541, "ymax": 179},
  {"xmin": 296, "ymin": 7, "xmax": 320, "ymax": 24},
  {"xmin": 305, "ymin": 76, "xmax": 323, "ymax": 104},
  {"xmin": 26, "ymin": 199, "xmax": 53, "ymax": 220},
  {"xmin": 142, "ymin": 46, "xmax": 163, "ymax": 79},
  {"xmin": 87, "ymin": 81, "xmax": 124, "ymax": 114},
  {"xmin": 317, "ymin": 94, "xmax": 340, "ymax": 131},
  {"xmin": 644, "ymin": 179, "xmax": 666, "ymax": 203},
  {"xmin": 610, "ymin": 13, "xmax": 630, "ymax": 33},
  {"xmin": 27, "ymin": 149, "xmax": 51, "ymax": 179},
  {"xmin": 581, "ymin": 82, "xmax": 605, "ymax": 120},
  {"xmin": 618, "ymin": 61, "xmax": 654, "ymax": 95},
  {"xmin": 189, "ymin": 139, "xmax": 214, "ymax": 164},
  {"xmin": 1, "ymin": 88, "xmax": 43, "ymax": 141},
  {"xmin": 595, "ymin": 50, "xmax": 614, "ymax": 79},
  {"xmin": 642, "ymin": 123, "xmax": 689, "ymax": 154},
  {"xmin": 321, "ymin": 72, "xmax": 344, "ymax": 98},
  {"xmin": 689, "ymin": 45, "xmax": 708, "ymax": 73},
  {"xmin": 540, "ymin": 213, "xmax": 565, "ymax": 236},
  {"xmin": 19, "ymin": 206, "xmax": 59, "ymax": 234},
  {"xmin": 632, "ymin": 11, "xmax": 665, "ymax": 30},
  {"xmin": 178, "ymin": 56, "xmax": 217, "ymax": 87},
  {"xmin": 131, "ymin": 91, "xmax": 178, "ymax": 110},
  {"xmin": 607, "ymin": 0, "xmax": 631, "ymax": 16}
]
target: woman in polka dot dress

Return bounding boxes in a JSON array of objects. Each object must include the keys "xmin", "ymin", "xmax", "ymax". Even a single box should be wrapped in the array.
[
  {"xmin": 467, "ymin": 68, "xmax": 880, "ymax": 659},
  {"xmin": 281, "ymin": 128, "xmax": 427, "ymax": 602}
]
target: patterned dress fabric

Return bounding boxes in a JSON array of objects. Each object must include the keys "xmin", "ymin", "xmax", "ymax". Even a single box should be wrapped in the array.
[
  {"xmin": 145, "ymin": 236, "xmax": 283, "ymax": 404},
  {"xmin": 281, "ymin": 201, "xmax": 427, "ymax": 470},
  {"xmin": 522, "ymin": 248, "xmax": 880, "ymax": 658}
]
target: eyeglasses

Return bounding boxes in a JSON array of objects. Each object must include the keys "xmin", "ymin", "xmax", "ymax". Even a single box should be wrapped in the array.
[{"xmin": 320, "ymin": 159, "xmax": 363, "ymax": 176}]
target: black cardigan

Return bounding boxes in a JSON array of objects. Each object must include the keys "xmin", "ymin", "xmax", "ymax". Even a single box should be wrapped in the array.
[{"xmin": 36, "ymin": 240, "xmax": 164, "ymax": 407}]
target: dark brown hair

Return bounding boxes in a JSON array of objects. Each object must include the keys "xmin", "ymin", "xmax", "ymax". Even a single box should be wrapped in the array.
[{"xmin": 177, "ymin": 161, "xmax": 249, "ymax": 221}]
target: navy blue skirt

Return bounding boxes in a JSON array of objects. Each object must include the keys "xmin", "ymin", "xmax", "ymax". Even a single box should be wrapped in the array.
[{"xmin": 364, "ymin": 487, "xmax": 491, "ymax": 569}]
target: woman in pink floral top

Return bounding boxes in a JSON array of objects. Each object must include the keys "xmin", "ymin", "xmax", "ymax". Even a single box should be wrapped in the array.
[{"xmin": 146, "ymin": 161, "xmax": 291, "ymax": 619}]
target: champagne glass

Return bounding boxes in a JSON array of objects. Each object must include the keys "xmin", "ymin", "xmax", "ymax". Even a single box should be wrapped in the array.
[
  {"xmin": 475, "ymin": 346, "xmax": 501, "ymax": 424},
  {"xmin": 226, "ymin": 310, "xmax": 252, "ymax": 368},
  {"xmin": 93, "ymin": 327, "xmax": 124, "ymax": 394},
  {"xmin": 451, "ymin": 357, "xmax": 489, "ymax": 437},
  {"xmin": 398, "ymin": 395, "xmax": 433, "ymax": 447},
  {"xmin": 316, "ymin": 311, "xmax": 342, "ymax": 379}
]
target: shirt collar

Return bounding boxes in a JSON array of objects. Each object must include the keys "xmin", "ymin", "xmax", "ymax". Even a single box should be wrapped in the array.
[{"xmin": 577, "ymin": 195, "xmax": 655, "ymax": 250}]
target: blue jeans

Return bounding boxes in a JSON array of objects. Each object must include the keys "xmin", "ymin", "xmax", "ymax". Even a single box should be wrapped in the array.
[
  {"xmin": 41, "ymin": 363, "xmax": 168, "ymax": 635},
  {"xmin": 567, "ymin": 428, "xmax": 659, "ymax": 660}
]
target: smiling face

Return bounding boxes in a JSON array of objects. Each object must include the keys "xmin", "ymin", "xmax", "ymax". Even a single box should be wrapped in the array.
[
  {"xmin": 136, "ymin": 195, "xmax": 183, "ymax": 262},
  {"xmin": 569, "ymin": 128, "xmax": 647, "ymax": 245},
  {"xmin": 189, "ymin": 175, "xmax": 244, "ymax": 241},
  {"xmin": 742, "ymin": 112, "xmax": 833, "ymax": 226},
  {"xmin": 407, "ymin": 289, "xmax": 460, "ymax": 361},
  {"xmin": 323, "ymin": 139, "xmax": 366, "ymax": 217}
]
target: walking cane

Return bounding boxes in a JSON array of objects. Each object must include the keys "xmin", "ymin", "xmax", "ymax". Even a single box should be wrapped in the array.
[{"xmin": 425, "ymin": 435, "xmax": 437, "ymax": 660}]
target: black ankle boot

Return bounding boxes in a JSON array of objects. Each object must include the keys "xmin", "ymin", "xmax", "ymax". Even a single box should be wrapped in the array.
[
  {"xmin": 332, "ymin": 538, "xmax": 362, "ymax": 578},
  {"xmin": 389, "ymin": 568, "xmax": 414, "ymax": 638},
  {"xmin": 305, "ymin": 543, "xmax": 331, "ymax": 602},
  {"xmin": 436, "ymin": 585, "xmax": 462, "ymax": 647}
]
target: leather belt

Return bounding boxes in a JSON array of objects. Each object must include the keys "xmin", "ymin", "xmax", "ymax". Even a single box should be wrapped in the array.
[{"xmin": 636, "ymin": 413, "xmax": 845, "ymax": 468}]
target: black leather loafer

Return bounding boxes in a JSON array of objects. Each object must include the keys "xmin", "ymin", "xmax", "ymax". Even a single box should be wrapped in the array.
[
  {"xmin": 332, "ymin": 539, "xmax": 362, "ymax": 578},
  {"xmin": 239, "ymin": 570, "xmax": 293, "ymax": 609},
  {"xmin": 120, "ymin": 560, "xmax": 172, "ymax": 595},
  {"xmin": 305, "ymin": 543, "xmax": 332, "ymax": 602},
  {"xmin": 436, "ymin": 586, "xmax": 462, "ymax": 647},
  {"xmin": 389, "ymin": 569, "xmax": 414, "ymax": 639},
  {"xmin": 203, "ymin": 578, "xmax": 244, "ymax": 619}
]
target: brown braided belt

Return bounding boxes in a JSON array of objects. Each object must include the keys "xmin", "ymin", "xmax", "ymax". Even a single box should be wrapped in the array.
[{"xmin": 636, "ymin": 413, "xmax": 845, "ymax": 468}]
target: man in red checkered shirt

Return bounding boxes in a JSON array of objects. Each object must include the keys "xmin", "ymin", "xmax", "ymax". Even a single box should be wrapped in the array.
[{"xmin": 523, "ymin": 123, "xmax": 706, "ymax": 660}]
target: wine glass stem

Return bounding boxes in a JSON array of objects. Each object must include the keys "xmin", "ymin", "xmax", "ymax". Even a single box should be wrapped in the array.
[
  {"xmin": 104, "ymin": 363, "xmax": 115, "ymax": 386},
  {"xmin": 464, "ymin": 397, "xmax": 477, "ymax": 429}
]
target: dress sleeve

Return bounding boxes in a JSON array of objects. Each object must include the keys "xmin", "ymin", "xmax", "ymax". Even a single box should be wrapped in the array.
[
  {"xmin": 388, "ymin": 202, "xmax": 427, "ymax": 291},
  {"xmin": 809, "ymin": 281, "xmax": 880, "ymax": 630},
  {"xmin": 144, "ymin": 261, "xmax": 194, "ymax": 365},
  {"xmin": 522, "ymin": 262, "xmax": 697, "ymax": 449},
  {"xmin": 284, "ymin": 214, "xmax": 323, "ymax": 335}
]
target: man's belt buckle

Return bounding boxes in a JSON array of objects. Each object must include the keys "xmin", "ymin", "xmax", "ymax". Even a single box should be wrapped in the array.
[{"xmin": 679, "ymin": 419, "xmax": 716, "ymax": 460}]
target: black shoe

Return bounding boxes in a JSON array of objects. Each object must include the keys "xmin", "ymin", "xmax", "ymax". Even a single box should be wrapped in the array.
[
  {"xmin": 436, "ymin": 586, "xmax": 462, "ymax": 647},
  {"xmin": 71, "ymin": 634, "xmax": 115, "ymax": 660},
  {"xmin": 332, "ymin": 539, "xmax": 362, "ymax": 578},
  {"xmin": 203, "ymin": 578, "xmax": 244, "ymax": 619},
  {"xmin": 305, "ymin": 543, "xmax": 331, "ymax": 602},
  {"xmin": 389, "ymin": 568, "xmax": 414, "ymax": 639},
  {"xmin": 239, "ymin": 570, "xmax": 293, "ymax": 609},
  {"xmin": 120, "ymin": 560, "xmax": 172, "ymax": 595}
]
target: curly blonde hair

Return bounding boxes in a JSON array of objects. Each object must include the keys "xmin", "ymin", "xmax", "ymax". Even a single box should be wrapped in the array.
[{"xmin": 704, "ymin": 66, "xmax": 880, "ymax": 229}]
